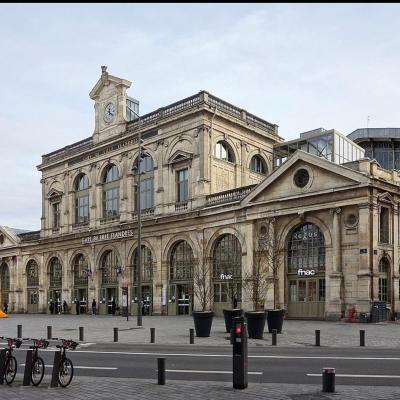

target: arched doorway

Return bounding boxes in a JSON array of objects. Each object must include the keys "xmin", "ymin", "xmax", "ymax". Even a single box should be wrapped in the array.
[
  {"xmin": 132, "ymin": 245, "xmax": 153, "ymax": 315},
  {"xmin": 287, "ymin": 223, "xmax": 326, "ymax": 318},
  {"xmin": 99, "ymin": 250, "xmax": 120, "ymax": 315},
  {"xmin": 0, "ymin": 262, "xmax": 10, "ymax": 310},
  {"xmin": 378, "ymin": 257, "xmax": 390, "ymax": 303},
  {"xmin": 168, "ymin": 241, "xmax": 194, "ymax": 316},
  {"xmin": 26, "ymin": 260, "xmax": 39, "ymax": 313},
  {"xmin": 212, "ymin": 234, "xmax": 242, "ymax": 314},
  {"xmin": 73, "ymin": 254, "xmax": 89, "ymax": 314},
  {"xmin": 48, "ymin": 257, "xmax": 62, "ymax": 314}
]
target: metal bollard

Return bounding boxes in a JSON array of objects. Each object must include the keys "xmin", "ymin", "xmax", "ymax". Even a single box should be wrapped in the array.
[
  {"xmin": 315, "ymin": 329, "xmax": 320, "ymax": 347},
  {"xmin": 272, "ymin": 329, "xmax": 277, "ymax": 346},
  {"xmin": 189, "ymin": 328, "xmax": 194, "ymax": 344},
  {"xmin": 79, "ymin": 326, "xmax": 84, "ymax": 341},
  {"xmin": 150, "ymin": 327, "xmax": 155, "ymax": 343},
  {"xmin": 50, "ymin": 350, "xmax": 62, "ymax": 387},
  {"xmin": 17, "ymin": 324, "xmax": 22, "ymax": 339},
  {"xmin": 47, "ymin": 326, "xmax": 52, "ymax": 340},
  {"xmin": 114, "ymin": 327, "xmax": 118, "ymax": 342},
  {"xmin": 360, "ymin": 330, "xmax": 365, "ymax": 347},
  {"xmin": 157, "ymin": 357, "xmax": 166, "ymax": 385},
  {"xmin": 322, "ymin": 367, "xmax": 335, "ymax": 392},
  {"xmin": 0, "ymin": 349, "xmax": 6, "ymax": 385},
  {"xmin": 23, "ymin": 350, "xmax": 33, "ymax": 386}
]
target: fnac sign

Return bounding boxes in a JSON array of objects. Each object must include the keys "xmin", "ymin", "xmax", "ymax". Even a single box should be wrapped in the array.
[{"xmin": 297, "ymin": 268, "xmax": 316, "ymax": 276}]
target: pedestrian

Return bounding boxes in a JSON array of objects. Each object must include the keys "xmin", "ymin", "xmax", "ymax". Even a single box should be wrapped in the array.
[
  {"xmin": 3, "ymin": 302, "xmax": 8, "ymax": 314},
  {"xmin": 49, "ymin": 300, "xmax": 54, "ymax": 315},
  {"xmin": 75, "ymin": 298, "xmax": 80, "ymax": 315},
  {"xmin": 92, "ymin": 299, "xmax": 97, "ymax": 316},
  {"xmin": 63, "ymin": 300, "xmax": 68, "ymax": 314},
  {"xmin": 111, "ymin": 298, "xmax": 116, "ymax": 315},
  {"xmin": 233, "ymin": 297, "xmax": 238, "ymax": 309},
  {"xmin": 57, "ymin": 299, "xmax": 61, "ymax": 315}
]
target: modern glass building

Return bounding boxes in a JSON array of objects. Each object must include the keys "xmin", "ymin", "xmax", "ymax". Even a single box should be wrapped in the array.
[
  {"xmin": 347, "ymin": 128, "xmax": 400, "ymax": 171},
  {"xmin": 274, "ymin": 128, "xmax": 365, "ymax": 168}
]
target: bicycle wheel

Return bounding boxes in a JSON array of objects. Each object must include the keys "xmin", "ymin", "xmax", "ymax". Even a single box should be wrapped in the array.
[
  {"xmin": 31, "ymin": 356, "xmax": 45, "ymax": 386},
  {"xmin": 4, "ymin": 356, "xmax": 17, "ymax": 384},
  {"xmin": 57, "ymin": 357, "xmax": 74, "ymax": 387}
]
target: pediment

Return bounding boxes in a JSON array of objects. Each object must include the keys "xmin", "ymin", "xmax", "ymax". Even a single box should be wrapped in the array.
[
  {"xmin": 47, "ymin": 188, "xmax": 63, "ymax": 200},
  {"xmin": 89, "ymin": 67, "xmax": 131, "ymax": 100},
  {"xmin": 378, "ymin": 192, "xmax": 396, "ymax": 205},
  {"xmin": 167, "ymin": 150, "xmax": 194, "ymax": 165},
  {"xmin": 242, "ymin": 150, "xmax": 370, "ymax": 206},
  {"xmin": 0, "ymin": 226, "xmax": 22, "ymax": 248}
]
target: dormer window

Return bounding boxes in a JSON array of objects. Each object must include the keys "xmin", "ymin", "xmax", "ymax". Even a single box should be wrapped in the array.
[{"xmin": 214, "ymin": 141, "xmax": 234, "ymax": 163}]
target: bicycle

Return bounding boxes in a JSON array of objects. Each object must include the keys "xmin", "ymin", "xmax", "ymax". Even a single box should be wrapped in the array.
[
  {"xmin": 54, "ymin": 338, "xmax": 78, "ymax": 387},
  {"xmin": 0, "ymin": 336, "xmax": 22, "ymax": 384},
  {"xmin": 23, "ymin": 338, "xmax": 49, "ymax": 386}
]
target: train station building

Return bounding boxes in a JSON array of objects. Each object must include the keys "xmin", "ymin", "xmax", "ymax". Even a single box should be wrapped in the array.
[{"xmin": 0, "ymin": 67, "xmax": 399, "ymax": 320}]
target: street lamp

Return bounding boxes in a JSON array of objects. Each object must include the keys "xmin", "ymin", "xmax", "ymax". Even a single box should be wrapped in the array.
[{"xmin": 128, "ymin": 105, "xmax": 143, "ymax": 327}]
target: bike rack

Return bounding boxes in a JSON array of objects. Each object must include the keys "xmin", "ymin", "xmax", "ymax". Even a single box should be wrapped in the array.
[
  {"xmin": 22, "ymin": 350, "xmax": 33, "ymax": 386},
  {"xmin": 50, "ymin": 350, "xmax": 62, "ymax": 388},
  {"xmin": 0, "ymin": 349, "xmax": 6, "ymax": 385}
]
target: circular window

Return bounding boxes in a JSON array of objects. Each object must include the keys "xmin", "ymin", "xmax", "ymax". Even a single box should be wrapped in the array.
[
  {"xmin": 294, "ymin": 169, "xmax": 310, "ymax": 188},
  {"xmin": 346, "ymin": 213, "xmax": 358, "ymax": 227}
]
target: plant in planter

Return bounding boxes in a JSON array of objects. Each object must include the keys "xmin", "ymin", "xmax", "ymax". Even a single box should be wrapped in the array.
[
  {"xmin": 243, "ymin": 218, "xmax": 284, "ymax": 338},
  {"xmin": 192, "ymin": 260, "xmax": 214, "ymax": 337}
]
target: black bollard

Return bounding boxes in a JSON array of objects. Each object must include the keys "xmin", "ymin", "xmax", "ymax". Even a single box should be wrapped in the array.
[
  {"xmin": 360, "ymin": 330, "xmax": 365, "ymax": 347},
  {"xmin": 79, "ymin": 326, "xmax": 84, "ymax": 341},
  {"xmin": 189, "ymin": 328, "xmax": 194, "ymax": 344},
  {"xmin": 0, "ymin": 349, "xmax": 6, "ymax": 385},
  {"xmin": 272, "ymin": 329, "xmax": 277, "ymax": 346},
  {"xmin": 315, "ymin": 329, "xmax": 320, "ymax": 347},
  {"xmin": 23, "ymin": 350, "xmax": 33, "ymax": 386},
  {"xmin": 47, "ymin": 326, "xmax": 52, "ymax": 340},
  {"xmin": 17, "ymin": 324, "xmax": 22, "ymax": 339},
  {"xmin": 114, "ymin": 327, "xmax": 118, "ymax": 342},
  {"xmin": 157, "ymin": 357, "xmax": 166, "ymax": 385},
  {"xmin": 50, "ymin": 350, "xmax": 62, "ymax": 388},
  {"xmin": 150, "ymin": 327, "xmax": 155, "ymax": 343},
  {"xmin": 322, "ymin": 367, "xmax": 335, "ymax": 393}
]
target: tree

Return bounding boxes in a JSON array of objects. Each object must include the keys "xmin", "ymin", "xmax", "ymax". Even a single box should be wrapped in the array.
[
  {"xmin": 193, "ymin": 259, "xmax": 213, "ymax": 312},
  {"xmin": 243, "ymin": 218, "xmax": 280, "ymax": 311}
]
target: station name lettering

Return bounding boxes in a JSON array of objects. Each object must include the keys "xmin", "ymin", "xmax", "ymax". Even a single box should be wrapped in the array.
[{"xmin": 82, "ymin": 229, "xmax": 134, "ymax": 245}]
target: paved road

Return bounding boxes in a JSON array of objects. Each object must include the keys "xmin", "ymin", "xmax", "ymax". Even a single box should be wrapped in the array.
[{"xmin": 9, "ymin": 343, "xmax": 400, "ymax": 387}]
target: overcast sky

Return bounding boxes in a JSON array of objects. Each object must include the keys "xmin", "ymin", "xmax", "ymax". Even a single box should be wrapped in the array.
[{"xmin": 1, "ymin": 3, "xmax": 400, "ymax": 231}]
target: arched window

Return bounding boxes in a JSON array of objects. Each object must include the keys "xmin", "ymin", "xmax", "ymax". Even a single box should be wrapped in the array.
[
  {"xmin": 103, "ymin": 164, "xmax": 120, "ymax": 218},
  {"xmin": 74, "ymin": 254, "xmax": 89, "ymax": 286},
  {"xmin": 26, "ymin": 260, "xmax": 39, "ymax": 287},
  {"xmin": 133, "ymin": 246, "xmax": 153, "ymax": 282},
  {"xmin": 134, "ymin": 155, "xmax": 154, "ymax": 210},
  {"xmin": 250, "ymin": 155, "xmax": 267, "ymax": 175},
  {"xmin": 212, "ymin": 234, "xmax": 242, "ymax": 303},
  {"xmin": 378, "ymin": 258, "xmax": 390, "ymax": 302},
  {"xmin": 0, "ymin": 263, "xmax": 10, "ymax": 291},
  {"xmin": 75, "ymin": 174, "xmax": 89, "ymax": 224},
  {"xmin": 49, "ymin": 258, "xmax": 62, "ymax": 287},
  {"xmin": 214, "ymin": 141, "xmax": 235, "ymax": 163},
  {"xmin": 101, "ymin": 250, "xmax": 119, "ymax": 285},
  {"xmin": 288, "ymin": 224, "xmax": 325, "ymax": 272},
  {"xmin": 170, "ymin": 241, "xmax": 194, "ymax": 280}
]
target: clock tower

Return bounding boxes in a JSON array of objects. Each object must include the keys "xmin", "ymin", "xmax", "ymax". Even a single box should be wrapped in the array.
[{"xmin": 89, "ymin": 66, "xmax": 139, "ymax": 143}]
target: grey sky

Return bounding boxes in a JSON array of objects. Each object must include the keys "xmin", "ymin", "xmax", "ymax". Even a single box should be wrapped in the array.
[{"xmin": 1, "ymin": 4, "xmax": 399, "ymax": 230}]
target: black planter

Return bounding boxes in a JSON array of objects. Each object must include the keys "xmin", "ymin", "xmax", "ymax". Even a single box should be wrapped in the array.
[
  {"xmin": 223, "ymin": 309, "xmax": 243, "ymax": 333},
  {"xmin": 192, "ymin": 311, "xmax": 214, "ymax": 337},
  {"xmin": 245, "ymin": 311, "xmax": 267, "ymax": 339},
  {"xmin": 266, "ymin": 309, "xmax": 285, "ymax": 333}
]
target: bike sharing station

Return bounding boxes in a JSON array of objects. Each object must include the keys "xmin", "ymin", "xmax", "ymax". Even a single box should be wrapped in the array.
[{"xmin": 0, "ymin": 335, "xmax": 78, "ymax": 389}]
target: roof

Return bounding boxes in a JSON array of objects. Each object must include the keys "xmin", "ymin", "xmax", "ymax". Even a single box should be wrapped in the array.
[{"xmin": 348, "ymin": 128, "xmax": 400, "ymax": 142}]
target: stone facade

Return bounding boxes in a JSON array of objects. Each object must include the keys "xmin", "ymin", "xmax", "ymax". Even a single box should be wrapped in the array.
[{"xmin": 0, "ymin": 68, "xmax": 399, "ymax": 320}]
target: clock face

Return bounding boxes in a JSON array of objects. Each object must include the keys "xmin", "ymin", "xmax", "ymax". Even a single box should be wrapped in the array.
[{"xmin": 104, "ymin": 102, "xmax": 116, "ymax": 123}]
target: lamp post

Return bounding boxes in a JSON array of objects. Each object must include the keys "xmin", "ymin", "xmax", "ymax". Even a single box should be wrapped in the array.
[{"xmin": 128, "ymin": 105, "xmax": 143, "ymax": 327}]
